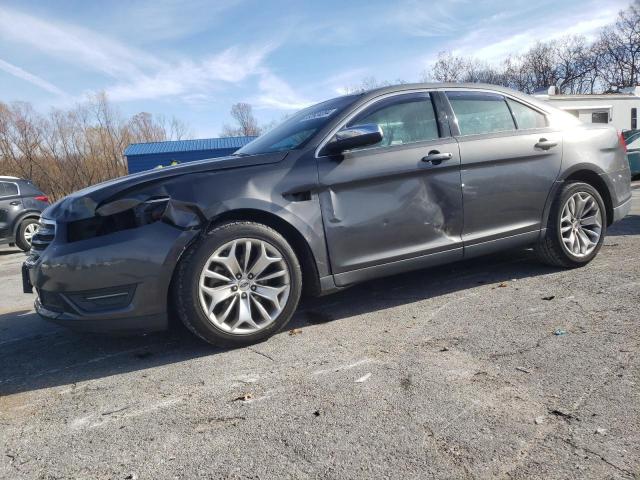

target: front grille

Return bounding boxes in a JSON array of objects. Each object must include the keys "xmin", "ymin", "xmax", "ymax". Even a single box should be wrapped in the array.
[{"xmin": 30, "ymin": 218, "xmax": 56, "ymax": 256}]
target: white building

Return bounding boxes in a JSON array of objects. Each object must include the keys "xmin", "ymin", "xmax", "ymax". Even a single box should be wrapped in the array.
[{"xmin": 534, "ymin": 86, "xmax": 640, "ymax": 132}]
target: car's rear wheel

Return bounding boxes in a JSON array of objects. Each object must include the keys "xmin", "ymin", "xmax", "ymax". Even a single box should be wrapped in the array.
[
  {"xmin": 174, "ymin": 221, "xmax": 302, "ymax": 346},
  {"xmin": 536, "ymin": 181, "xmax": 606, "ymax": 268},
  {"xmin": 16, "ymin": 218, "xmax": 39, "ymax": 252}
]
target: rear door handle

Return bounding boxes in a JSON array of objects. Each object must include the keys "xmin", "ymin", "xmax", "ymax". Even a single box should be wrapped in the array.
[
  {"xmin": 421, "ymin": 151, "xmax": 452, "ymax": 165},
  {"xmin": 535, "ymin": 138, "xmax": 558, "ymax": 150},
  {"xmin": 9, "ymin": 201, "xmax": 20, "ymax": 206}
]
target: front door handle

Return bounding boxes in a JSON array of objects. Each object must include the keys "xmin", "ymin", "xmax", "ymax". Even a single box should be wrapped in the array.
[
  {"xmin": 422, "ymin": 151, "xmax": 453, "ymax": 165},
  {"xmin": 535, "ymin": 138, "xmax": 558, "ymax": 150}
]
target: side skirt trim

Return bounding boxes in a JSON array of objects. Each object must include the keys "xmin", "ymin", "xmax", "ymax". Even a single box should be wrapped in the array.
[{"xmin": 333, "ymin": 248, "xmax": 463, "ymax": 287}]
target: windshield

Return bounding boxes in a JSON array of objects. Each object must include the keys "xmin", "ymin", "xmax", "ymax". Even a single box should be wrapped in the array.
[{"xmin": 236, "ymin": 94, "xmax": 360, "ymax": 155}]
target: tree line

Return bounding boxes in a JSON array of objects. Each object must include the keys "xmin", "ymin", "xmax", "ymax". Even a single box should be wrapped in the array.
[{"xmin": 0, "ymin": 93, "xmax": 190, "ymax": 200}]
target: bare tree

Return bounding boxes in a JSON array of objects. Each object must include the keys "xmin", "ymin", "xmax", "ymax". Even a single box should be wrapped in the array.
[
  {"xmin": 554, "ymin": 36, "xmax": 599, "ymax": 93},
  {"xmin": 220, "ymin": 102, "xmax": 261, "ymax": 137},
  {"xmin": 520, "ymin": 42, "xmax": 560, "ymax": 93},
  {"xmin": 598, "ymin": 0, "xmax": 640, "ymax": 89},
  {"xmin": 167, "ymin": 116, "xmax": 191, "ymax": 140},
  {"xmin": 128, "ymin": 112, "xmax": 167, "ymax": 143},
  {"xmin": 423, "ymin": 52, "xmax": 469, "ymax": 82}
]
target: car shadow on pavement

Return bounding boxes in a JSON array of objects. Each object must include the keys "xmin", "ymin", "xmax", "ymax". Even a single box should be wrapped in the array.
[
  {"xmin": 292, "ymin": 248, "xmax": 558, "ymax": 328},
  {"xmin": 293, "ymin": 214, "xmax": 640, "ymax": 328},
  {"xmin": 607, "ymin": 214, "xmax": 640, "ymax": 236},
  {"xmin": 0, "ymin": 311, "xmax": 219, "ymax": 397},
  {"xmin": 2, "ymin": 214, "xmax": 638, "ymax": 397}
]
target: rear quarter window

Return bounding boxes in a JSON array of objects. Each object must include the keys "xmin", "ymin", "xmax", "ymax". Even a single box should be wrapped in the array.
[
  {"xmin": 506, "ymin": 98, "xmax": 547, "ymax": 129},
  {"xmin": 17, "ymin": 181, "xmax": 43, "ymax": 196}
]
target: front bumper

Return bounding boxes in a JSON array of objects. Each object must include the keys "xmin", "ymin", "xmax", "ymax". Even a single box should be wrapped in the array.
[
  {"xmin": 34, "ymin": 299, "xmax": 168, "ymax": 334},
  {"xmin": 24, "ymin": 220, "xmax": 198, "ymax": 334}
]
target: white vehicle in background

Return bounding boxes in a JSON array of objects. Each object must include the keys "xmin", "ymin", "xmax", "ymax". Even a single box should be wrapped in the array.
[{"xmin": 535, "ymin": 85, "xmax": 640, "ymax": 132}]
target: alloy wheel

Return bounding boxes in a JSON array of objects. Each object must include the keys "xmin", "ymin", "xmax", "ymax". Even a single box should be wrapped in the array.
[
  {"xmin": 198, "ymin": 238, "xmax": 291, "ymax": 334},
  {"xmin": 560, "ymin": 191, "xmax": 602, "ymax": 257},
  {"xmin": 23, "ymin": 222, "xmax": 39, "ymax": 244}
]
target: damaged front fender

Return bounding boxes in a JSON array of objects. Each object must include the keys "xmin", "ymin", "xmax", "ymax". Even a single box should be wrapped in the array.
[
  {"xmin": 43, "ymin": 151, "xmax": 288, "ymax": 223},
  {"xmin": 67, "ymin": 194, "xmax": 208, "ymax": 243}
]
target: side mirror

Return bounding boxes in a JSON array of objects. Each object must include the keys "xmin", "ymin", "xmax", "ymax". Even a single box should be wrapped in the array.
[{"xmin": 323, "ymin": 123, "xmax": 383, "ymax": 155}]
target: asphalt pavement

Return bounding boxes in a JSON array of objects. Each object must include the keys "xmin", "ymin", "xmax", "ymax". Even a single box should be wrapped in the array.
[{"xmin": 1, "ymin": 185, "xmax": 639, "ymax": 479}]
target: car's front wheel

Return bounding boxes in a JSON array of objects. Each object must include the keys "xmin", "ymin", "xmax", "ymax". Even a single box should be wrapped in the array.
[
  {"xmin": 174, "ymin": 221, "xmax": 302, "ymax": 346},
  {"xmin": 16, "ymin": 218, "xmax": 39, "ymax": 252},
  {"xmin": 536, "ymin": 181, "xmax": 606, "ymax": 268}
]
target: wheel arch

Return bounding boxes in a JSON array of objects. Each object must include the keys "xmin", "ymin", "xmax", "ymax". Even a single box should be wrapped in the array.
[
  {"xmin": 206, "ymin": 209, "xmax": 322, "ymax": 297},
  {"xmin": 562, "ymin": 169, "xmax": 613, "ymax": 226},
  {"xmin": 543, "ymin": 165, "xmax": 614, "ymax": 228},
  {"xmin": 11, "ymin": 211, "xmax": 41, "ymax": 237}
]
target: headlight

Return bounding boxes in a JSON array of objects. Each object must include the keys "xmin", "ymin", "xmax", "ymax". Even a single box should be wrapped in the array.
[{"xmin": 67, "ymin": 197, "xmax": 169, "ymax": 242}]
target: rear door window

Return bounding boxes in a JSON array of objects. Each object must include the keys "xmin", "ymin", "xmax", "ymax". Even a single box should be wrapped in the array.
[
  {"xmin": 348, "ymin": 93, "xmax": 439, "ymax": 149},
  {"xmin": 446, "ymin": 91, "xmax": 515, "ymax": 136},
  {"xmin": 506, "ymin": 99, "xmax": 547, "ymax": 129}
]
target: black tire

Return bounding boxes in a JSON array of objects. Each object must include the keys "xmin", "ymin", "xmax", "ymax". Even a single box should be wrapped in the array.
[
  {"xmin": 16, "ymin": 218, "xmax": 39, "ymax": 252},
  {"xmin": 536, "ymin": 181, "xmax": 607, "ymax": 268},
  {"xmin": 173, "ymin": 221, "xmax": 302, "ymax": 347}
]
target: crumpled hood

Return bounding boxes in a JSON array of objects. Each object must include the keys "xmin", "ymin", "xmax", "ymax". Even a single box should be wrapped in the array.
[{"xmin": 44, "ymin": 151, "xmax": 288, "ymax": 222}]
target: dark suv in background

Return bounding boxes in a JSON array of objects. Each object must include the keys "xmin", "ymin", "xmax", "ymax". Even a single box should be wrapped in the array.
[{"xmin": 0, "ymin": 177, "xmax": 49, "ymax": 251}]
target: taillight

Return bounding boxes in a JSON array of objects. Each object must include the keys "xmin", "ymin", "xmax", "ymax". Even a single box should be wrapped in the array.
[
  {"xmin": 619, "ymin": 132, "xmax": 627, "ymax": 154},
  {"xmin": 34, "ymin": 195, "xmax": 49, "ymax": 203}
]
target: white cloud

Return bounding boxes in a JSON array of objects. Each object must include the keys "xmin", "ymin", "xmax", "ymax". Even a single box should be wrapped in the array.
[
  {"xmin": 0, "ymin": 5, "xmax": 307, "ymax": 110},
  {"xmin": 105, "ymin": 43, "xmax": 278, "ymax": 102},
  {"xmin": 252, "ymin": 71, "xmax": 313, "ymax": 110},
  {"xmin": 112, "ymin": 0, "xmax": 244, "ymax": 41},
  {"xmin": 443, "ymin": 0, "xmax": 626, "ymax": 63},
  {"xmin": 388, "ymin": 0, "xmax": 463, "ymax": 37},
  {"xmin": 321, "ymin": 68, "xmax": 370, "ymax": 95},
  {"xmin": 0, "ymin": 6, "xmax": 161, "ymax": 78},
  {"xmin": 289, "ymin": 0, "xmax": 465, "ymax": 47},
  {"xmin": 0, "ymin": 58, "xmax": 67, "ymax": 97}
]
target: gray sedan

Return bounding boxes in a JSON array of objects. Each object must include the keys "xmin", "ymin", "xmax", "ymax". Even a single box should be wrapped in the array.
[{"xmin": 24, "ymin": 83, "xmax": 632, "ymax": 346}]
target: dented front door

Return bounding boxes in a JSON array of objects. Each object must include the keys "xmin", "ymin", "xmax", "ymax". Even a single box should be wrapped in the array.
[{"xmin": 317, "ymin": 138, "xmax": 463, "ymax": 277}]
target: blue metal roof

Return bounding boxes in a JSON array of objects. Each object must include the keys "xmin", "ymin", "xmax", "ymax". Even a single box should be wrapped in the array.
[{"xmin": 124, "ymin": 136, "xmax": 257, "ymax": 156}]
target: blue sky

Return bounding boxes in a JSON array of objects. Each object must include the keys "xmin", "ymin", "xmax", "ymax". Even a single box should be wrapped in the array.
[{"xmin": 0, "ymin": 0, "xmax": 629, "ymax": 138}]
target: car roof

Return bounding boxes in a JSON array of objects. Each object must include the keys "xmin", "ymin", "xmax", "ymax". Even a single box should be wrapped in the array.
[
  {"xmin": 358, "ymin": 82, "xmax": 553, "ymax": 112},
  {"xmin": 361, "ymin": 82, "xmax": 524, "ymax": 96},
  {"xmin": 0, "ymin": 176, "xmax": 20, "ymax": 181}
]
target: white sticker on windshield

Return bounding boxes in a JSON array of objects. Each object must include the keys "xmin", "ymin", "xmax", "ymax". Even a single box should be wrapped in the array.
[{"xmin": 299, "ymin": 108, "xmax": 337, "ymax": 122}]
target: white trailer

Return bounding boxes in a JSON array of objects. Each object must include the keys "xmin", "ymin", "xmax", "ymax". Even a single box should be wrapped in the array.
[{"xmin": 535, "ymin": 86, "xmax": 640, "ymax": 132}]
